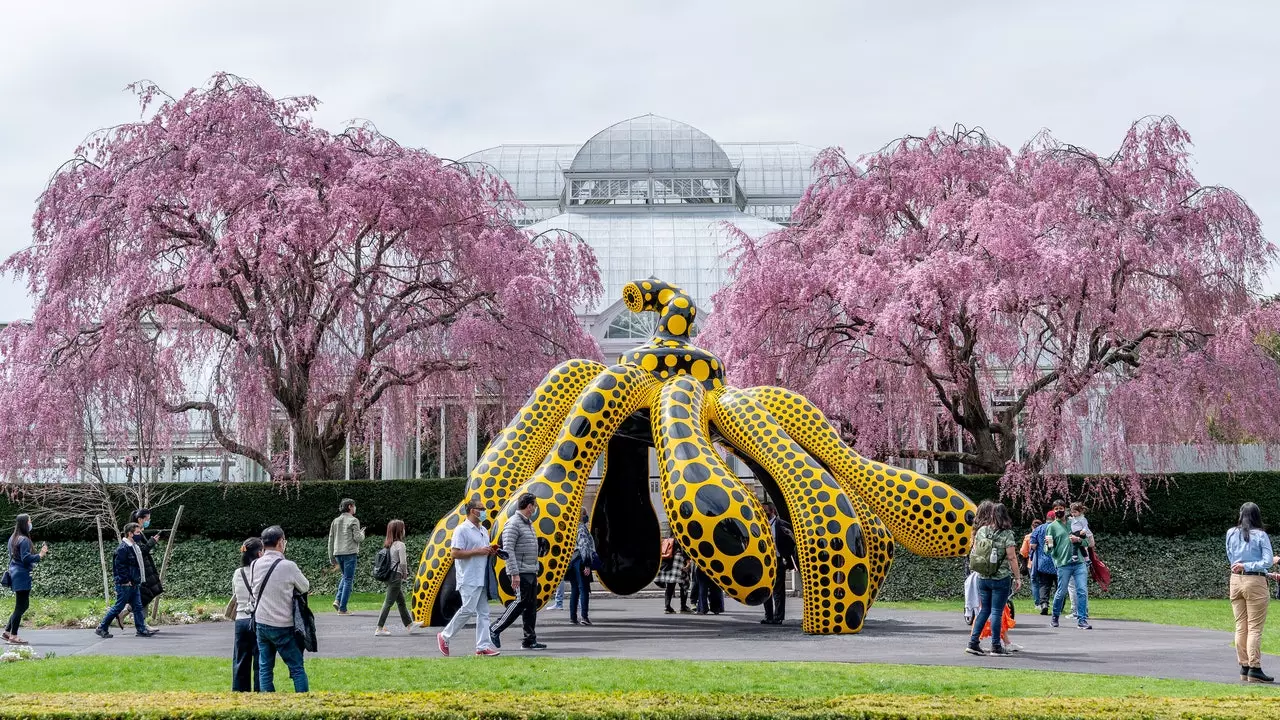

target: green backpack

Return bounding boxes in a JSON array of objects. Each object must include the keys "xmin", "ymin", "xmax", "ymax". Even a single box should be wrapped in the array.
[{"xmin": 968, "ymin": 527, "xmax": 1001, "ymax": 578}]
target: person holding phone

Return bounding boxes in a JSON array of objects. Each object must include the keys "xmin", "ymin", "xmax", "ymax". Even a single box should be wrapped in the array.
[
  {"xmin": 437, "ymin": 499, "xmax": 500, "ymax": 656},
  {"xmin": 4, "ymin": 514, "xmax": 49, "ymax": 645},
  {"xmin": 130, "ymin": 509, "xmax": 165, "ymax": 611}
]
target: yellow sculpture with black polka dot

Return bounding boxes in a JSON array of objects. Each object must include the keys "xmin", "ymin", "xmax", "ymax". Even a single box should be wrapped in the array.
[
  {"xmin": 409, "ymin": 359, "xmax": 606, "ymax": 624},
  {"xmin": 489, "ymin": 364, "xmax": 660, "ymax": 605},
  {"xmin": 411, "ymin": 277, "xmax": 976, "ymax": 633}
]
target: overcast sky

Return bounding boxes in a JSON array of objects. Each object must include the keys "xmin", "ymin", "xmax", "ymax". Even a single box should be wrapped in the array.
[{"xmin": 2, "ymin": 0, "xmax": 1278, "ymax": 320}]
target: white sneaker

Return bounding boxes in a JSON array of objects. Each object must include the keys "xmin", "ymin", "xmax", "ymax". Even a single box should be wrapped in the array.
[
  {"xmin": 374, "ymin": 627, "xmax": 392, "ymax": 636},
  {"xmin": 406, "ymin": 621, "xmax": 425, "ymax": 635}
]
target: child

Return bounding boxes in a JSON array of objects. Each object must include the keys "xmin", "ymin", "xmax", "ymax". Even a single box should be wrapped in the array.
[{"xmin": 1067, "ymin": 502, "xmax": 1094, "ymax": 616}]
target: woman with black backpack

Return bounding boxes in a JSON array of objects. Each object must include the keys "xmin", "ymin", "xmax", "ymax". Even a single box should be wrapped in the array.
[
  {"xmin": 965, "ymin": 501, "xmax": 1022, "ymax": 657},
  {"xmin": 375, "ymin": 519, "xmax": 424, "ymax": 637},
  {"xmin": 4, "ymin": 514, "xmax": 49, "ymax": 645}
]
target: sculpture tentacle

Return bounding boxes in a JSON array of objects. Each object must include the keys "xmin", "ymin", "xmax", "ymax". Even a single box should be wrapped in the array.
[
  {"xmin": 410, "ymin": 359, "xmax": 606, "ymax": 624},
  {"xmin": 743, "ymin": 386, "xmax": 977, "ymax": 559},
  {"xmin": 652, "ymin": 376, "xmax": 775, "ymax": 606},
  {"xmin": 711, "ymin": 388, "xmax": 875, "ymax": 633},
  {"xmin": 490, "ymin": 364, "xmax": 660, "ymax": 606}
]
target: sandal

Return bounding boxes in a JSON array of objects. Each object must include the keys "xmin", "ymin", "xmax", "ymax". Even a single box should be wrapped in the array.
[{"xmin": 5, "ymin": 636, "xmax": 28, "ymax": 645}]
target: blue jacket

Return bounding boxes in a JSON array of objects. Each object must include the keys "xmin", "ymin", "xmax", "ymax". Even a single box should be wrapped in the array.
[
  {"xmin": 6, "ymin": 536, "xmax": 41, "ymax": 592},
  {"xmin": 112, "ymin": 540, "xmax": 143, "ymax": 587},
  {"xmin": 1029, "ymin": 523, "xmax": 1056, "ymax": 575}
]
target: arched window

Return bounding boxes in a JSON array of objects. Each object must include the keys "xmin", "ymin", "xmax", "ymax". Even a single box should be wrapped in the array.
[{"xmin": 605, "ymin": 311, "xmax": 659, "ymax": 339}]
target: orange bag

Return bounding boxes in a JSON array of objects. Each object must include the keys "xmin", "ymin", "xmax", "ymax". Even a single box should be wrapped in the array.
[{"xmin": 660, "ymin": 538, "xmax": 675, "ymax": 559}]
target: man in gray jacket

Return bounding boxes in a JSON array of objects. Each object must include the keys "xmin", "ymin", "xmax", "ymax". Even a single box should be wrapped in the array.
[
  {"xmin": 250, "ymin": 525, "xmax": 311, "ymax": 692},
  {"xmin": 327, "ymin": 498, "xmax": 364, "ymax": 614},
  {"xmin": 489, "ymin": 493, "xmax": 546, "ymax": 650}
]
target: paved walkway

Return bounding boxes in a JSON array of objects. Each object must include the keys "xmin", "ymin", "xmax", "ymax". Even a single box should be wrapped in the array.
[{"xmin": 23, "ymin": 597, "xmax": 1245, "ymax": 684}]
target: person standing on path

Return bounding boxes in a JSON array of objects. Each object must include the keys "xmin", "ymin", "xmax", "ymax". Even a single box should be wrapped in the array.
[
  {"xmin": 1045, "ymin": 504, "xmax": 1092, "ymax": 630},
  {"xmin": 965, "ymin": 502, "xmax": 1022, "ymax": 656},
  {"xmin": 1066, "ymin": 502, "xmax": 1095, "ymax": 616},
  {"xmin": 4, "ymin": 514, "xmax": 48, "ymax": 645},
  {"xmin": 94, "ymin": 523, "xmax": 157, "ymax": 638},
  {"xmin": 231, "ymin": 537, "xmax": 263, "ymax": 692},
  {"xmin": 762, "ymin": 502, "xmax": 797, "ymax": 625},
  {"xmin": 1226, "ymin": 502, "xmax": 1280, "ymax": 683},
  {"xmin": 327, "ymin": 499, "xmax": 364, "ymax": 615},
  {"xmin": 489, "ymin": 493, "xmax": 546, "ymax": 650},
  {"xmin": 437, "ymin": 500, "xmax": 500, "ymax": 656},
  {"xmin": 251, "ymin": 526, "xmax": 311, "ymax": 693},
  {"xmin": 375, "ymin": 519, "xmax": 425, "ymax": 637},
  {"xmin": 566, "ymin": 511, "xmax": 595, "ymax": 625}
]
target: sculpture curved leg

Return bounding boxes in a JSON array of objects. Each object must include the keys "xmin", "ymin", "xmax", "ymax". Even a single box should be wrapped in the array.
[
  {"xmin": 743, "ymin": 386, "xmax": 977, "ymax": 559},
  {"xmin": 652, "ymin": 376, "xmax": 775, "ymax": 606},
  {"xmin": 410, "ymin": 359, "xmax": 605, "ymax": 624},
  {"xmin": 592, "ymin": 425, "xmax": 663, "ymax": 595},
  {"xmin": 490, "ymin": 364, "xmax": 660, "ymax": 606},
  {"xmin": 711, "ymin": 388, "xmax": 874, "ymax": 633}
]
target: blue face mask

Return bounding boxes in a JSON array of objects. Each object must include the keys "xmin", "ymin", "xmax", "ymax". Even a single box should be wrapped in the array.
[{"xmin": 142, "ymin": 520, "xmax": 151, "ymax": 529}]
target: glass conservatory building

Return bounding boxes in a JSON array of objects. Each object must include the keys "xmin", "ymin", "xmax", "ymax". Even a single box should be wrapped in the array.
[{"xmin": 458, "ymin": 114, "xmax": 818, "ymax": 360}]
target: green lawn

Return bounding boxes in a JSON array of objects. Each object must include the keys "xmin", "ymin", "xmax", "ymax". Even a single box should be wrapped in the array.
[
  {"xmin": 1, "ymin": 656, "xmax": 1276, "ymax": 697},
  {"xmin": 878, "ymin": 597, "xmax": 1280, "ymax": 654}
]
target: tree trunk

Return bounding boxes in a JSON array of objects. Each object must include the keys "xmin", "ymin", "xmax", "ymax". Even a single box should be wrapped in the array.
[{"xmin": 293, "ymin": 420, "xmax": 340, "ymax": 481}]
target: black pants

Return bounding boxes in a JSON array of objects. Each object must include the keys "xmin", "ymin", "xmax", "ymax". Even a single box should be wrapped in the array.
[
  {"xmin": 232, "ymin": 618, "xmax": 259, "ymax": 692},
  {"xmin": 664, "ymin": 582, "xmax": 689, "ymax": 610},
  {"xmin": 5, "ymin": 590, "xmax": 29, "ymax": 635},
  {"xmin": 491, "ymin": 572, "xmax": 538, "ymax": 645},
  {"xmin": 765, "ymin": 565, "xmax": 787, "ymax": 622}
]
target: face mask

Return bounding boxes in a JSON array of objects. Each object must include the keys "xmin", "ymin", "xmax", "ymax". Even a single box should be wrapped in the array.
[
  {"xmin": 1054, "ymin": 510, "xmax": 1066, "ymax": 520},
  {"xmin": 27, "ymin": 523, "xmax": 33, "ymax": 533},
  {"xmin": 142, "ymin": 520, "xmax": 151, "ymax": 528}
]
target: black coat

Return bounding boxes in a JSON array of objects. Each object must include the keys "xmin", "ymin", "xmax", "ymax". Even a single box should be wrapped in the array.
[
  {"xmin": 771, "ymin": 518, "xmax": 798, "ymax": 571},
  {"xmin": 137, "ymin": 535, "xmax": 164, "ymax": 605},
  {"xmin": 111, "ymin": 542, "xmax": 143, "ymax": 587}
]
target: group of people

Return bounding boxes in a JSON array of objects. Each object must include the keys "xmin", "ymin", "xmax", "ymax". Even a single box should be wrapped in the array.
[{"xmin": 963, "ymin": 498, "xmax": 1098, "ymax": 657}]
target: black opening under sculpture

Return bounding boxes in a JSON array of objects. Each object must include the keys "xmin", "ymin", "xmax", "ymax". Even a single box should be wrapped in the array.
[{"xmin": 411, "ymin": 278, "xmax": 977, "ymax": 633}]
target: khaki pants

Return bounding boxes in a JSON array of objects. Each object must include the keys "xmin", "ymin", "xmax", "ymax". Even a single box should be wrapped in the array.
[{"xmin": 1230, "ymin": 574, "xmax": 1269, "ymax": 667}]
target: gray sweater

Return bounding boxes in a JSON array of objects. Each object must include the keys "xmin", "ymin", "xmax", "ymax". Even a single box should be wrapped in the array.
[
  {"xmin": 248, "ymin": 550, "xmax": 310, "ymax": 628},
  {"xmin": 501, "ymin": 512, "xmax": 538, "ymax": 576},
  {"xmin": 328, "ymin": 513, "xmax": 365, "ymax": 561}
]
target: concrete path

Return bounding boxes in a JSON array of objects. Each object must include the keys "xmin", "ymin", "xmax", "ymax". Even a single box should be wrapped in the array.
[{"xmin": 23, "ymin": 597, "xmax": 1245, "ymax": 684}]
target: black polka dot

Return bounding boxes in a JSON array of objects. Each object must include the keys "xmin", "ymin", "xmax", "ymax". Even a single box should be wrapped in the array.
[
  {"xmin": 846, "ymin": 525, "xmax": 866, "ymax": 557},
  {"xmin": 674, "ymin": 442, "xmax": 699, "ymax": 461},
  {"xmin": 712, "ymin": 518, "xmax": 749, "ymax": 556},
  {"xmin": 679, "ymin": 501, "xmax": 694, "ymax": 520},
  {"xmin": 732, "ymin": 556, "xmax": 765, "ymax": 587},
  {"xmin": 538, "ymin": 517, "xmax": 555, "ymax": 534},
  {"xmin": 582, "ymin": 392, "xmax": 606, "ymax": 413},
  {"xmin": 557, "ymin": 442, "xmax": 579, "ymax": 461},
  {"xmin": 569, "ymin": 417, "xmax": 590, "ymax": 438},
  {"xmin": 528, "ymin": 482, "xmax": 553, "ymax": 499},
  {"xmin": 684, "ymin": 463, "xmax": 711, "ymax": 484},
  {"xmin": 850, "ymin": 566, "xmax": 869, "ymax": 596},
  {"xmin": 695, "ymin": 484, "xmax": 730, "ymax": 517}
]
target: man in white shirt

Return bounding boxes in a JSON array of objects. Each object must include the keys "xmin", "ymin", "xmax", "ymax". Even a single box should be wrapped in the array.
[
  {"xmin": 438, "ymin": 499, "xmax": 500, "ymax": 656},
  {"xmin": 250, "ymin": 525, "xmax": 311, "ymax": 692}
]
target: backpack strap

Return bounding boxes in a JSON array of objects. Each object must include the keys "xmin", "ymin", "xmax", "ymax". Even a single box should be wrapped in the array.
[{"xmin": 250, "ymin": 559, "xmax": 283, "ymax": 623}]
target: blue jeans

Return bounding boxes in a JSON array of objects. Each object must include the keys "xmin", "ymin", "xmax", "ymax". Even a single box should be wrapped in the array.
[
  {"xmin": 334, "ymin": 554, "xmax": 357, "ymax": 611},
  {"xmin": 1053, "ymin": 562, "xmax": 1089, "ymax": 622},
  {"xmin": 968, "ymin": 576, "xmax": 1013, "ymax": 647},
  {"xmin": 567, "ymin": 556, "xmax": 591, "ymax": 621},
  {"xmin": 98, "ymin": 583, "xmax": 147, "ymax": 632},
  {"xmin": 256, "ymin": 623, "xmax": 308, "ymax": 693}
]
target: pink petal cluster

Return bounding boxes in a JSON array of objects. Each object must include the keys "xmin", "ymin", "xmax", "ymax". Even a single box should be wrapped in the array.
[
  {"xmin": 0, "ymin": 74, "xmax": 601, "ymax": 482},
  {"xmin": 703, "ymin": 118, "xmax": 1280, "ymax": 507}
]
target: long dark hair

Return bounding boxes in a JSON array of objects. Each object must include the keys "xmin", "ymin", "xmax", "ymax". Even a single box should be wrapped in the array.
[
  {"xmin": 384, "ymin": 519, "xmax": 405, "ymax": 548},
  {"xmin": 9, "ymin": 514, "xmax": 32, "ymax": 560},
  {"xmin": 990, "ymin": 503, "xmax": 1013, "ymax": 532},
  {"xmin": 240, "ymin": 537, "xmax": 264, "ymax": 567},
  {"xmin": 1239, "ymin": 502, "xmax": 1264, "ymax": 542}
]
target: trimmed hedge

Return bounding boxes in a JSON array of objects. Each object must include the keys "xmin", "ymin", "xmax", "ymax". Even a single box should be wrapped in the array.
[
  {"xmin": 0, "ymin": 478, "xmax": 467, "ymax": 541},
  {"xmin": 7, "ymin": 532, "xmax": 1229, "ymax": 601},
  {"xmin": 1, "ymin": 692, "xmax": 1279, "ymax": 719}
]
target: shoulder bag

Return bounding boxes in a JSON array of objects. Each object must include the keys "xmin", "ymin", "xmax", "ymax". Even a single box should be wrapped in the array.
[{"xmin": 247, "ymin": 559, "xmax": 283, "ymax": 634}]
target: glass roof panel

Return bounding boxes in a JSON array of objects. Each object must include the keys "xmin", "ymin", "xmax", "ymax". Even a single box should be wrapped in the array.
[{"xmin": 568, "ymin": 115, "xmax": 734, "ymax": 173}]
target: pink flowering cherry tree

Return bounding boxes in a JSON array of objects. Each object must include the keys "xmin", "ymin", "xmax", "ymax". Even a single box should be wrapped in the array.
[
  {"xmin": 704, "ymin": 118, "xmax": 1280, "ymax": 506},
  {"xmin": 0, "ymin": 74, "xmax": 601, "ymax": 482}
]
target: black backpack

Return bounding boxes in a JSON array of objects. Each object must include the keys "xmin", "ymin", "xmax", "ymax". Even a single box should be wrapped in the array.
[{"xmin": 372, "ymin": 548, "xmax": 394, "ymax": 582}]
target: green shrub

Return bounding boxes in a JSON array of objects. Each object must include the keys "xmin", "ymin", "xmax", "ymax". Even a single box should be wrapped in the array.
[
  {"xmin": 0, "ymin": 478, "xmax": 466, "ymax": 541},
  {"xmin": 2, "ymin": 691, "xmax": 1279, "ymax": 719}
]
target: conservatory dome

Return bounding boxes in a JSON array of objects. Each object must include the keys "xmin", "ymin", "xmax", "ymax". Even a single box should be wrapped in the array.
[{"xmin": 568, "ymin": 115, "xmax": 735, "ymax": 173}]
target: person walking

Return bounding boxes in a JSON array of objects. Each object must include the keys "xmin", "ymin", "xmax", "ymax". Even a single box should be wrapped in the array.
[
  {"xmin": 327, "ymin": 499, "xmax": 364, "ymax": 615},
  {"xmin": 1020, "ymin": 519, "xmax": 1042, "ymax": 609},
  {"xmin": 965, "ymin": 501, "xmax": 1022, "ymax": 656},
  {"xmin": 658, "ymin": 534, "xmax": 691, "ymax": 614},
  {"xmin": 94, "ymin": 523, "xmax": 158, "ymax": 638},
  {"xmin": 375, "ymin": 519, "xmax": 425, "ymax": 636},
  {"xmin": 231, "ymin": 537, "xmax": 263, "ymax": 692},
  {"xmin": 4, "ymin": 514, "xmax": 48, "ymax": 645},
  {"xmin": 566, "ymin": 511, "xmax": 595, "ymax": 625},
  {"xmin": 1045, "ymin": 503, "xmax": 1092, "ymax": 630},
  {"xmin": 1226, "ymin": 502, "xmax": 1280, "ymax": 682},
  {"xmin": 130, "ymin": 509, "xmax": 165, "ymax": 611},
  {"xmin": 251, "ymin": 526, "xmax": 311, "ymax": 693},
  {"xmin": 1066, "ymin": 502, "xmax": 1095, "ymax": 617},
  {"xmin": 761, "ymin": 502, "xmax": 797, "ymax": 625},
  {"xmin": 437, "ymin": 500, "xmax": 500, "ymax": 656},
  {"xmin": 489, "ymin": 493, "xmax": 546, "ymax": 650}
]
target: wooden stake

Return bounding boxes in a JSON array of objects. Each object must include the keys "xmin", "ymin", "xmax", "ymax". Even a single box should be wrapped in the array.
[
  {"xmin": 149, "ymin": 504, "xmax": 184, "ymax": 621},
  {"xmin": 95, "ymin": 516, "xmax": 109, "ymax": 603}
]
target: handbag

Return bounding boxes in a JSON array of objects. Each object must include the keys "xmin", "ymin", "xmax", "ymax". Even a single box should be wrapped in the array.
[
  {"xmin": 589, "ymin": 552, "xmax": 603, "ymax": 571},
  {"xmin": 223, "ymin": 596, "xmax": 238, "ymax": 621},
  {"xmin": 660, "ymin": 538, "xmax": 675, "ymax": 560},
  {"xmin": 0, "ymin": 570, "xmax": 10, "ymax": 589},
  {"xmin": 292, "ymin": 591, "xmax": 318, "ymax": 653}
]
